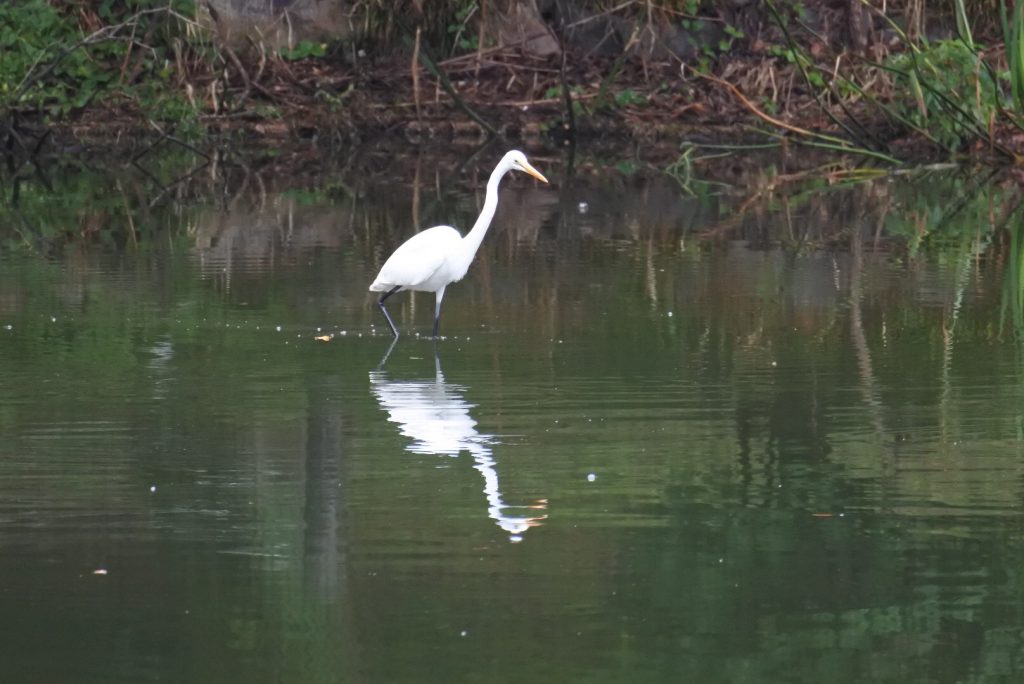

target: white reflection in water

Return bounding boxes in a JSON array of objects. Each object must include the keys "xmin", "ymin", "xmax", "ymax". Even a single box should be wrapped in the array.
[{"xmin": 370, "ymin": 352, "xmax": 546, "ymax": 541}]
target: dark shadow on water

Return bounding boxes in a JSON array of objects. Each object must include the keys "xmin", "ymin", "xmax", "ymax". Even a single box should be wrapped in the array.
[{"xmin": 303, "ymin": 372, "xmax": 345, "ymax": 602}]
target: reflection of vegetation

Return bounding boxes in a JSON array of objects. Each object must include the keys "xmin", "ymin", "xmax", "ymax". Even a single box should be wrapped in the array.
[
  {"xmin": 4, "ymin": 155, "xmax": 1024, "ymax": 681},
  {"xmin": 1001, "ymin": 220, "xmax": 1024, "ymax": 340},
  {"xmin": 0, "ymin": 152, "xmax": 209, "ymax": 253}
]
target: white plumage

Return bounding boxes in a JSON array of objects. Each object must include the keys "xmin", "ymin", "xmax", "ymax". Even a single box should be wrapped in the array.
[{"xmin": 369, "ymin": 150, "xmax": 548, "ymax": 338}]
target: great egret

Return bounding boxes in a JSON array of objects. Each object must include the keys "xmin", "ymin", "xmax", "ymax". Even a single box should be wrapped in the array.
[{"xmin": 369, "ymin": 150, "xmax": 548, "ymax": 338}]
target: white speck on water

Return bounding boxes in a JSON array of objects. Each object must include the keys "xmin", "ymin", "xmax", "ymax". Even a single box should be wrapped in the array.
[
  {"xmin": 509, "ymin": 535, "xmax": 522, "ymax": 543},
  {"xmin": 667, "ymin": 311, "xmax": 673, "ymax": 317},
  {"xmin": 317, "ymin": 327, "xmax": 322, "ymax": 333},
  {"xmin": 460, "ymin": 630, "xmax": 468, "ymax": 637},
  {"xmin": 340, "ymin": 330, "xmax": 347, "ymax": 335},
  {"xmin": 149, "ymin": 485, "xmax": 157, "ymax": 493},
  {"xmin": 50, "ymin": 316, "xmax": 57, "ymax": 323},
  {"xmin": 93, "ymin": 568, "xmax": 108, "ymax": 575},
  {"xmin": 275, "ymin": 325, "xmax": 282, "ymax": 332},
  {"xmin": 3, "ymin": 324, "xmax": 11, "ymax": 330},
  {"xmin": 587, "ymin": 473, "xmax": 596, "ymax": 482},
  {"xmin": 771, "ymin": 361, "xmax": 777, "ymax": 367},
  {"xmin": 578, "ymin": 202, "xmax": 589, "ymax": 213}
]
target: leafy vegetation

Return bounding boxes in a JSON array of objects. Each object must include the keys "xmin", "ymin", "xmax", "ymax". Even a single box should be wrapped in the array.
[
  {"xmin": 0, "ymin": 0, "xmax": 205, "ymax": 137},
  {"xmin": 885, "ymin": 39, "xmax": 1003, "ymax": 149}
]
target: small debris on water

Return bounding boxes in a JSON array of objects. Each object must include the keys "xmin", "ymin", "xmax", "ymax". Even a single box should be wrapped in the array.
[
  {"xmin": 275, "ymin": 325, "xmax": 282, "ymax": 332},
  {"xmin": 315, "ymin": 335, "xmax": 333, "ymax": 342},
  {"xmin": 460, "ymin": 630, "xmax": 468, "ymax": 637},
  {"xmin": 149, "ymin": 485, "xmax": 157, "ymax": 493},
  {"xmin": 93, "ymin": 568, "xmax": 108, "ymax": 576},
  {"xmin": 578, "ymin": 202, "xmax": 589, "ymax": 213},
  {"xmin": 587, "ymin": 473, "xmax": 596, "ymax": 482}
]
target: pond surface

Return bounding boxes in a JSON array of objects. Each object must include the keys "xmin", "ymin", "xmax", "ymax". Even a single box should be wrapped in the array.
[{"xmin": 1, "ymin": 145, "xmax": 1024, "ymax": 683}]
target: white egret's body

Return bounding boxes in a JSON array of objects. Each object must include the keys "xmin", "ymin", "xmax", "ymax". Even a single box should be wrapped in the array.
[{"xmin": 369, "ymin": 150, "xmax": 548, "ymax": 338}]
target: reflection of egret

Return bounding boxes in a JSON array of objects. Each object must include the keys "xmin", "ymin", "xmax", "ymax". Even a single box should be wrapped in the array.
[
  {"xmin": 369, "ymin": 350, "xmax": 547, "ymax": 540},
  {"xmin": 369, "ymin": 150, "xmax": 548, "ymax": 339}
]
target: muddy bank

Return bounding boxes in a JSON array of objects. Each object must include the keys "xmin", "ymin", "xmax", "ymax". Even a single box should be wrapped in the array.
[{"xmin": 3, "ymin": 1, "xmax": 1015, "ymax": 165}]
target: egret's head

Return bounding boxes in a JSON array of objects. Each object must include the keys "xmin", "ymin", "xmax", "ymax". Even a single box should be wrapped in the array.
[{"xmin": 506, "ymin": 150, "xmax": 548, "ymax": 184}]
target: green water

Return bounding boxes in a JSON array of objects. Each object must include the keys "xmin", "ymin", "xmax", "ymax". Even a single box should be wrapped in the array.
[{"xmin": 1, "ymin": 148, "xmax": 1024, "ymax": 683}]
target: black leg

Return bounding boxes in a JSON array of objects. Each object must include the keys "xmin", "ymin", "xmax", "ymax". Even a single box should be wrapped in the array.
[{"xmin": 378, "ymin": 286, "xmax": 401, "ymax": 338}]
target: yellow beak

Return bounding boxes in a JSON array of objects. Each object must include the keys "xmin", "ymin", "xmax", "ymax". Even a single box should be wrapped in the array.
[{"xmin": 521, "ymin": 161, "xmax": 549, "ymax": 184}]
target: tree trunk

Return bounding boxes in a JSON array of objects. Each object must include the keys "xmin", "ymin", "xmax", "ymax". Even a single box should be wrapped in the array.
[
  {"xmin": 484, "ymin": 0, "xmax": 559, "ymax": 56},
  {"xmin": 848, "ymin": 0, "xmax": 872, "ymax": 53}
]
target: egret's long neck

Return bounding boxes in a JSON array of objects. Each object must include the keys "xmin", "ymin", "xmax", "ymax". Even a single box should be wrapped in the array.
[{"xmin": 459, "ymin": 165, "xmax": 506, "ymax": 262}]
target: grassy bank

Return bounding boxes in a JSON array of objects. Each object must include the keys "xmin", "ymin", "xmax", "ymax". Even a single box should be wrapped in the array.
[{"xmin": 2, "ymin": 1, "xmax": 1024, "ymax": 164}]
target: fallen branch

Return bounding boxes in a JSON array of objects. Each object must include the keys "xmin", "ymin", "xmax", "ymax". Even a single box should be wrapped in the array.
[{"xmin": 684, "ymin": 65, "xmax": 900, "ymax": 164}]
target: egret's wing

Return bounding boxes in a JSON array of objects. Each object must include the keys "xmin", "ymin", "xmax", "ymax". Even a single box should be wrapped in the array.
[{"xmin": 371, "ymin": 226, "xmax": 462, "ymax": 291}]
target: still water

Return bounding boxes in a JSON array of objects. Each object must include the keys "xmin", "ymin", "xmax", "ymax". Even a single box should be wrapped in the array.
[{"xmin": 1, "ymin": 147, "xmax": 1023, "ymax": 683}]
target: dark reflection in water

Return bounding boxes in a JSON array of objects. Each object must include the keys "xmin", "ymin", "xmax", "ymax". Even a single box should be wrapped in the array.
[
  {"xmin": 370, "ymin": 343, "xmax": 547, "ymax": 541},
  {"xmin": 1, "ymin": 146, "xmax": 1024, "ymax": 683}
]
